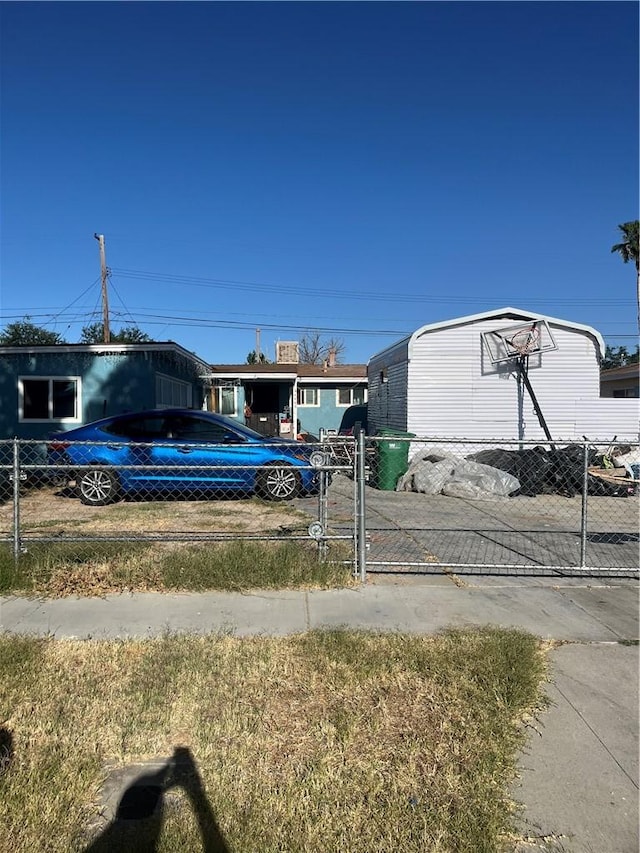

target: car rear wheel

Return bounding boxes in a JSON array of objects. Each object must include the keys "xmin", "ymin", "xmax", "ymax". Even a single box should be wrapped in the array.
[
  {"xmin": 257, "ymin": 464, "xmax": 300, "ymax": 501},
  {"xmin": 78, "ymin": 468, "xmax": 121, "ymax": 506}
]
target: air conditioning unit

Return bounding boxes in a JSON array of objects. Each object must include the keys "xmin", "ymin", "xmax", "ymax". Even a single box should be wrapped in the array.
[{"xmin": 276, "ymin": 341, "xmax": 299, "ymax": 364}]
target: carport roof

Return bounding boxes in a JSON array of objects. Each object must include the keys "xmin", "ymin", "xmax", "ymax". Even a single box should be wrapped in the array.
[
  {"xmin": 369, "ymin": 306, "xmax": 606, "ymax": 362},
  {"xmin": 206, "ymin": 363, "xmax": 367, "ymax": 380}
]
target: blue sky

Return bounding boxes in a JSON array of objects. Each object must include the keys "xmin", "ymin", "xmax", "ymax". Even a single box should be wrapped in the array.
[{"xmin": 1, "ymin": 1, "xmax": 638, "ymax": 364}]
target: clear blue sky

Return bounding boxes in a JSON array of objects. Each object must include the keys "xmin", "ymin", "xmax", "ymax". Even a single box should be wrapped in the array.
[{"xmin": 1, "ymin": 1, "xmax": 638, "ymax": 364}]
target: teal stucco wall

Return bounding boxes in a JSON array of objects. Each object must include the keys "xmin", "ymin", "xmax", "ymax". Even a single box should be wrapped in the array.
[
  {"xmin": 0, "ymin": 349, "xmax": 205, "ymax": 439},
  {"xmin": 296, "ymin": 384, "xmax": 367, "ymax": 436}
]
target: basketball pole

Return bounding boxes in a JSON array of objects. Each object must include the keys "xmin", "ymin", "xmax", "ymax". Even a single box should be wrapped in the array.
[
  {"xmin": 497, "ymin": 327, "xmax": 555, "ymax": 447},
  {"xmin": 517, "ymin": 355, "xmax": 556, "ymax": 448}
]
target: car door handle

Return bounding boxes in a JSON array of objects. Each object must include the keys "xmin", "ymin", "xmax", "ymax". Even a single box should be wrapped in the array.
[
  {"xmin": 106, "ymin": 444, "xmax": 124, "ymax": 451},
  {"xmin": 177, "ymin": 446, "xmax": 193, "ymax": 454}
]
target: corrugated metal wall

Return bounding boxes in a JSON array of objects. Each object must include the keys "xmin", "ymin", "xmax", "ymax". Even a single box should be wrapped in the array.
[
  {"xmin": 407, "ymin": 320, "xmax": 606, "ymax": 440},
  {"xmin": 369, "ymin": 318, "xmax": 638, "ymax": 442},
  {"xmin": 573, "ymin": 398, "xmax": 639, "ymax": 442},
  {"xmin": 368, "ymin": 341, "xmax": 409, "ymax": 432}
]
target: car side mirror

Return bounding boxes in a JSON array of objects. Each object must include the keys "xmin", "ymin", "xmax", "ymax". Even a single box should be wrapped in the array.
[{"xmin": 223, "ymin": 434, "xmax": 243, "ymax": 444}]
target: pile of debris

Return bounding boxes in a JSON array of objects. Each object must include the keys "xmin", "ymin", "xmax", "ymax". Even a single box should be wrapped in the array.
[{"xmin": 397, "ymin": 445, "xmax": 637, "ymax": 499}]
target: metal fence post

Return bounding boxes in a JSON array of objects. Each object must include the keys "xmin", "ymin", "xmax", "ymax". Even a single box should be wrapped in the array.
[
  {"xmin": 579, "ymin": 441, "xmax": 589, "ymax": 568},
  {"xmin": 319, "ymin": 470, "xmax": 328, "ymax": 536},
  {"xmin": 12, "ymin": 439, "xmax": 21, "ymax": 563},
  {"xmin": 352, "ymin": 436, "xmax": 359, "ymax": 577},
  {"xmin": 318, "ymin": 469, "xmax": 329, "ymax": 561},
  {"xmin": 356, "ymin": 430, "xmax": 367, "ymax": 582},
  {"xmin": 317, "ymin": 432, "xmax": 329, "ymax": 560}
]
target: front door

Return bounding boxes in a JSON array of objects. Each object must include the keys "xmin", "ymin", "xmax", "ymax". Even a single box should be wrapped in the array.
[
  {"xmin": 246, "ymin": 411, "xmax": 279, "ymax": 437},
  {"xmin": 244, "ymin": 382, "xmax": 287, "ymax": 437}
]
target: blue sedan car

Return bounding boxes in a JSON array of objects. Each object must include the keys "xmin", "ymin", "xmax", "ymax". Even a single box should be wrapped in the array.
[{"xmin": 47, "ymin": 409, "xmax": 322, "ymax": 506}]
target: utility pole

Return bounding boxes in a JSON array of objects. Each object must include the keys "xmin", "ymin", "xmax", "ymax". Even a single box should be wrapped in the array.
[
  {"xmin": 256, "ymin": 327, "xmax": 261, "ymax": 362},
  {"xmin": 94, "ymin": 233, "xmax": 110, "ymax": 343}
]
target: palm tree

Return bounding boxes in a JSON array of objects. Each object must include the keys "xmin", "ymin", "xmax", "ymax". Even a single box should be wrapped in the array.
[
  {"xmin": 611, "ymin": 220, "xmax": 639, "ymax": 269},
  {"xmin": 611, "ymin": 220, "xmax": 639, "ymax": 334}
]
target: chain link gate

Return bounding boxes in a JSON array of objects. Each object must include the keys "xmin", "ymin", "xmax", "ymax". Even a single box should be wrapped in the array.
[{"xmin": 357, "ymin": 435, "xmax": 639, "ymax": 579}]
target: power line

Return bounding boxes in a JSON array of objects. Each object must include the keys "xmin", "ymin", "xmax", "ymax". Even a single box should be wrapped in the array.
[
  {"xmin": 108, "ymin": 274, "xmax": 139, "ymax": 328},
  {"xmin": 108, "ymin": 310, "xmax": 407, "ymax": 336},
  {"xmin": 111, "ymin": 266, "xmax": 636, "ymax": 307},
  {"xmin": 2, "ymin": 307, "xmax": 637, "ymax": 340},
  {"xmin": 48, "ymin": 277, "xmax": 101, "ymax": 325}
]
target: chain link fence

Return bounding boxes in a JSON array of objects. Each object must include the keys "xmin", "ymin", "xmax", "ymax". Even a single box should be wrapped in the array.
[
  {"xmin": 359, "ymin": 434, "xmax": 639, "ymax": 577},
  {"xmin": 1, "ymin": 434, "xmax": 638, "ymax": 583},
  {"xmin": 0, "ymin": 438, "xmax": 354, "ymax": 576}
]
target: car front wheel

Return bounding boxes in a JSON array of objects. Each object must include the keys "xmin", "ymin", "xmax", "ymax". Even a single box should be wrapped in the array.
[
  {"xmin": 257, "ymin": 464, "xmax": 300, "ymax": 501},
  {"xmin": 78, "ymin": 468, "xmax": 121, "ymax": 506}
]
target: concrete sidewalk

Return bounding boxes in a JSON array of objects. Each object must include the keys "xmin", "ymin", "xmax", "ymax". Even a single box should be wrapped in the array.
[
  {"xmin": 1, "ymin": 578, "xmax": 638, "ymax": 852},
  {"xmin": 2, "ymin": 579, "xmax": 638, "ymax": 642},
  {"xmin": 515, "ymin": 643, "xmax": 638, "ymax": 853}
]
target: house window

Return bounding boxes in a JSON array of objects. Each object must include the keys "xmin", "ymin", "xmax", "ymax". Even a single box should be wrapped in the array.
[
  {"xmin": 19, "ymin": 377, "xmax": 81, "ymax": 422},
  {"xmin": 213, "ymin": 385, "xmax": 237, "ymax": 416},
  {"xmin": 297, "ymin": 387, "xmax": 319, "ymax": 406},
  {"xmin": 156, "ymin": 374, "xmax": 193, "ymax": 408},
  {"xmin": 337, "ymin": 386, "xmax": 367, "ymax": 407},
  {"xmin": 613, "ymin": 388, "xmax": 639, "ymax": 398}
]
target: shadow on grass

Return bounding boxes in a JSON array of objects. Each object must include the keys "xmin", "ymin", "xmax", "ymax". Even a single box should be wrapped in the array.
[
  {"xmin": 84, "ymin": 746, "xmax": 230, "ymax": 853},
  {"xmin": 52, "ymin": 485, "xmax": 255, "ymax": 504},
  {"xmin": 0, "ymin": 727, "xmax": 14, "ymax": 776}
]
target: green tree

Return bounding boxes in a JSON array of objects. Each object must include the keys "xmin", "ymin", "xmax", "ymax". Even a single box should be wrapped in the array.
[
  {"xmin": 0, "ymin": 319, "xmax": 66, "ymax": 345},
  {"xmin": 246, "ymin": 350, "xmax": 270, "ymax": 364},
  {"xmin": 611, "ymin": 220, "xmax": 639, "ymax": 333},
  {"xmin": 80, "ymin": 323, "xmax": 152, "ymax": 343},
  {"xmin": 602, "ymin": 344, "xmax": 640, "ymax": 370},
  {"xmin": 611, "ymin": 220, "xmax": 639, "ymax": 270}
]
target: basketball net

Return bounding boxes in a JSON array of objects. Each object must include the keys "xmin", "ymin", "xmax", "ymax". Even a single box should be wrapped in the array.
[{"xmin": 506, "ymin": 324, "xmax": 541, "ymax": 357}]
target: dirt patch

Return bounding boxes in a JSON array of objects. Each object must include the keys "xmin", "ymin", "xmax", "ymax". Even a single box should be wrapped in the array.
[{"xmin": 0, "ymin": 485, "xmax": 310, "ymax": 537}]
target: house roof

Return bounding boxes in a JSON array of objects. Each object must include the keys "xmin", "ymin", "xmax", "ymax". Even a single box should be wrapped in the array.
[
  {"xmin": 206, "ymin": 363, "xmax": 367, "ymax": 381},
  {"xmin": 600, "ymin": 363, "xmax": 640, "ymax": 381},
  {"xmin": 0, "ymin": 341, "xmax": 211, "ymax": 370},
  {"xmin": 369, "ymin": 307, "xmax": 606, "ymax": 362}
]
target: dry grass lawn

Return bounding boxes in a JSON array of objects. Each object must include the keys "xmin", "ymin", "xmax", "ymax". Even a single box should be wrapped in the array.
[
  {"xmin": 0, "ymin": 539, "xmax": 353, "ymax": 597},
  {"xmin": 0, "ymin": 628, "xmax": 548, "ymax": 853},
  {"xmin": 0, "ymin": 486, "xmax": 352, "ymax": 596}
]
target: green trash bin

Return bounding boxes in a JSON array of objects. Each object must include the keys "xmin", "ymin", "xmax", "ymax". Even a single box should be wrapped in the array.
[{"xmin": 374, "ymin": 428, "xmax": 415, "ymax": 490}]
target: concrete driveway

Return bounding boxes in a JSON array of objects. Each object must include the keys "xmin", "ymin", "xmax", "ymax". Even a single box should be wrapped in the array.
[{"xmin": 323, "ymin": 474, "xmax": 639, "ymax": 573}]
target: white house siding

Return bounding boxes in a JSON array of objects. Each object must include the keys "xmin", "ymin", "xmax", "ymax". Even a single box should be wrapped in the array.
[
  {"xmin": 572, "ymin": 399, "xmax": 639, "ymax": 443},
  {"xmin": 407, "ymin": 322, "xmax": 477, "ymax": 438},
  {"xmin": 368, "ymin": 309, "xmax": 638, "ymax": 445},
  {"xmin": 406, "ymin": 319, "xmax": 604, "ymax": 441}
]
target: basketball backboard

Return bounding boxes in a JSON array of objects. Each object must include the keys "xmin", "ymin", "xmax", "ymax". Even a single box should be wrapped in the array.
[{"xmin": 481, "ymin": 319, "xmax": 557, "ymax": 364}]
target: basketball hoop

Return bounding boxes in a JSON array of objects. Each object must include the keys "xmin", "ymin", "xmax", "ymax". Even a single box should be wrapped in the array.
[
  {"xmin": 479, "ymin": 318, "xmax": 557, "ymax": 444},
  {"xmin": 482, "ymin": 319, "xmax": 557, "ymax": 364},
  {"xmin": 505, "ymin": 325, "xmax": 541, "ymax": 357}
]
